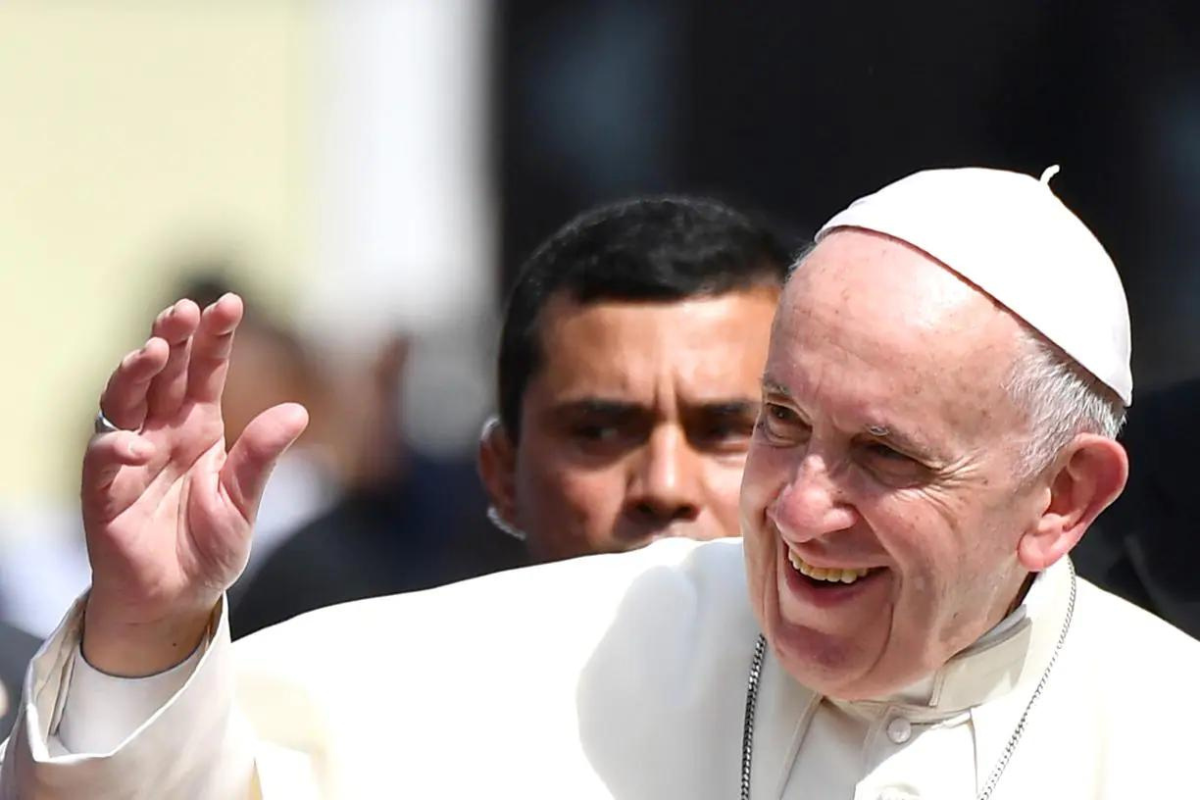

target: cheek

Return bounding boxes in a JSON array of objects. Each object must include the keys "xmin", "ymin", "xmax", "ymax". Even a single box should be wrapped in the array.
[
  {"xmin": 740, "ymin": 447, "xmax": 789, "ymax": 530},
  {"xmin": 703, "ymin": 456, "xmax": 750, "ymax": 534},
  {"xmin": 739, "ymin": 451, "xmax": 783, "ymax": 630},
  {"xmin": 739, "ymin": 446, "xmax": 790, "ymax": 566},
  {"xmin": 860, "ymin": 495, "xmax": 966, "ymax": 603},
  {"xmin": 518, "ymin": 454, "xmax": 624, "ymax": 536}
]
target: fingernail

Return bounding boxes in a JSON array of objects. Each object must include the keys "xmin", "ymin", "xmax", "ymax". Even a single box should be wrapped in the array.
[{"xmin": 128, "ymin": 440, "xmax": 152, "ymax": 459}]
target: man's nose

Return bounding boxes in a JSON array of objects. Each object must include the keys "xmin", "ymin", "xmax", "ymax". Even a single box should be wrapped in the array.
[
  {"xmin": 627, "ymin": 426, "xmax": 701, "ymax": 524},
  {"xmin": 769, "ymin": 454, "xmax": 857, "ymax": 541}
]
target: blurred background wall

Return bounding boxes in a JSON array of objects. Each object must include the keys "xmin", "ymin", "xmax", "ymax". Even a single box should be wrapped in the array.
[{"xmin": 0, "ymin": 0, "xmax": 313, "ymax": 507}]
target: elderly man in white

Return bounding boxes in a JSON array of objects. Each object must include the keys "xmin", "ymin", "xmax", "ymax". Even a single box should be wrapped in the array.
[{"xmin": 4, "ymin": 167, "xmax": 1198, "ymax": 799}]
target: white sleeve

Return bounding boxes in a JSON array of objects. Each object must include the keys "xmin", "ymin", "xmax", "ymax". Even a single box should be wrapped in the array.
[
  {"xmin": 50, "ymin": 642, "xmax": 201, "ymax": 755},
  {"xmin": 0, "ymin": 593, "xmax": 259, "ymax": 800}
]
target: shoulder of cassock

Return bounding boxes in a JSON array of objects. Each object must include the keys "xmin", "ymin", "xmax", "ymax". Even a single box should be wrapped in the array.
[
  {"xmin": 233, "ymin": 537, "xmax": 760, "ymax": 799},
  {"xmin": 1011, "ymin": 571, "xmax": 1200, "ymax": 797},
  {"xmin": 1069, "ymin": 574, "xmax": 1200, "ymax": 704}
]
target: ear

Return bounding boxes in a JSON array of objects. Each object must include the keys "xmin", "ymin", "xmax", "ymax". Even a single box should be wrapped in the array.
[
  {"xmin": 1017, "ymin": 434, "xmax": 1128, "ymax": 572},
  {"xmin": 478, "ymin": 416, "xmax": 519, "ymax": 526}
]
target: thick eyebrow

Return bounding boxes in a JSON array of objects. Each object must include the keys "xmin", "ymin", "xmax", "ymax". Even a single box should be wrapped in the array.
[
  {"xmin": 692, "ymin": 400, "xmax": 759, "ymax": 417},
  {"xmin": 548, "ymin": 398, "xmax": 644, "ymax": 418}
]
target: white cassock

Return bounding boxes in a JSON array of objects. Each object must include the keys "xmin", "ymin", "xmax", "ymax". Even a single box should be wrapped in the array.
[{"xmin": 1, "ymin": 538, "xmax": 1198, "ymax": 799}]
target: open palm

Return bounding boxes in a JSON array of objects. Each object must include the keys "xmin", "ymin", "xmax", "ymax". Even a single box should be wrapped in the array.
[{"xmin": 81, "ymin": 295, "xmax": 307, "ymax": 675}]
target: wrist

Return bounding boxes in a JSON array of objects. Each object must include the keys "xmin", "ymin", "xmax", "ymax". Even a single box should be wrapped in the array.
[{"xmin": 82, "ymin": 595, "xmax": 219, "ymax": 678}]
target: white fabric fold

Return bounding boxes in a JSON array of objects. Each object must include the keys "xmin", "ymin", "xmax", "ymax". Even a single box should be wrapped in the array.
[{"xmin": 52, "ymin": 642, "xmax": 201, "ymax": 756}]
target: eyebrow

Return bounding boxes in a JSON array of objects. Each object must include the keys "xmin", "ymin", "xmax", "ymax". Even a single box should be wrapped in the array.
[
  {"xmin": 761, "ymin": 377, "xmax": 792, "ymax": 399},
  {"xmin": 694, "ymin": 400, "xmax": 759, "ymax": 417},
  {"xmin": 549, "ymin": 399, "xmax": 643, "ymax": 418}
]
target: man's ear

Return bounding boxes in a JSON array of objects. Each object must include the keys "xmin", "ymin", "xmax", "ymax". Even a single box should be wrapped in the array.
[
  {"xmin": 1018, "ymin": 434, "xmax": 1128, "ymax": 572},
  {"xmin": 478, "ymin": 416, "xmax": 519, "ymax": 526}
]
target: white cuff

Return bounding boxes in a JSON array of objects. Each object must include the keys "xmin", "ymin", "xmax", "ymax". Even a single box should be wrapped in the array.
[{"xmin": 51, "ymin": 642, "xmax": 203, "ymax": 756}]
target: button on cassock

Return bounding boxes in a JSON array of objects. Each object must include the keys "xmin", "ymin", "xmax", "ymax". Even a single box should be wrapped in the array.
[{"xmin": 885, "ymin": 716, "xmax": 913, "ymax": 744}]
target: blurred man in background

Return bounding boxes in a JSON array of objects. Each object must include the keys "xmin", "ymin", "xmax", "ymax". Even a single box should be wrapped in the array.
[
  {"xmin": 479, "ymin": 195, "xmax": 790, "ymax": 561},
  {"xmin": 233, "ymin": 195, "xmax": 790, "ymax": 635}
]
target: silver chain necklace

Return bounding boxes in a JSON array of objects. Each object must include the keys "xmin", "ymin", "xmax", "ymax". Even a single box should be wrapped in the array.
[{"xmin": 740, "ymin": 564, "xmax": 1076, "ymax": 800}]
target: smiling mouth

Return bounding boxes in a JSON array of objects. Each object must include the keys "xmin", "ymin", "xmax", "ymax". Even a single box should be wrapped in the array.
[{"xmin": 786, "ymin": 549, "xmax": 876, "ymax": 585}]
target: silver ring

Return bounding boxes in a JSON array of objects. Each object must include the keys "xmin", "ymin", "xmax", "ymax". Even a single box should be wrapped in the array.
[{"xmin": 93, "ymin": 410, "xmax": 124, "ymax": 436}]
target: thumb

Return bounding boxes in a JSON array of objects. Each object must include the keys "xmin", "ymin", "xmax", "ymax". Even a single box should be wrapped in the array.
[{"xmin": 221, "ymin": 402, "xmax": 310, "ymax": 522}]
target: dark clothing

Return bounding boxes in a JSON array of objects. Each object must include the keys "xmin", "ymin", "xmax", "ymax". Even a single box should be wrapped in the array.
[
  {"xmin": 231, "ymin": 455, "xmax": 529, "ymax": 639},
  {"xmin": 1074, "ymin": 379, "xmax": 1200, "ymax": 639},
  {"xmin": 0, "ymin": 621, "xmax": 41, "ymax": 739}
]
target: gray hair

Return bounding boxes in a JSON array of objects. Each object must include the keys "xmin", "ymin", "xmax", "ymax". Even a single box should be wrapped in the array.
[{"xmin": 1004, "ymin": 327, "xmax": 1126, "ymax": 479}]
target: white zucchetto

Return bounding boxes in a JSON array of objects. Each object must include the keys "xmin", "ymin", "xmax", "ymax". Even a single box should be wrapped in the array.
[{"xmin": 816, "ymin": 166, "xmax": 1133, "ymax": 406}]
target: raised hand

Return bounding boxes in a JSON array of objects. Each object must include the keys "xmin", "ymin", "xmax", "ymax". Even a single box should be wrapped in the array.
[{"xmin": 81, "ymin": 294, "xmax": 308, "ymax": 676}]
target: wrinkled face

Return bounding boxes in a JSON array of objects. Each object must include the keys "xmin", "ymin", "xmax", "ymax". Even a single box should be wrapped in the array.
[
  {"xmin": 515, "ymin": 288, "xmax": 778, "ymax": 561},
  {"xmin": 741, "ymin": 230, "xmax": 1044, "ymax": 699}
]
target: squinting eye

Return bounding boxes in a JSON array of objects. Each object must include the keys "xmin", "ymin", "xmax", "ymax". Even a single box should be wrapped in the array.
[
  {"xmin": 860, "ymin": 441, "xmax": 931, "ymax": 485},
  {"xmin": 767, "ymin": 404, "xmax": 796, "ymax": 423},
  {"xmin": 756, "ymin": 403, "xmax": 807, "ymax": 443},
  {"xmin": 865, "ymin": 442, "xmax": 910, "ymax": 462}
]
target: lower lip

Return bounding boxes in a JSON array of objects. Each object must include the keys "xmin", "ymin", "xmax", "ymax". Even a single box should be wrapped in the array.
[{"xmin": 780, "ymin": 546, "xmax": 885, "ymax": 609}]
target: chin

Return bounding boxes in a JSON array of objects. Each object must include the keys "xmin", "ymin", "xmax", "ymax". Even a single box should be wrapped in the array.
[
  {"xmin": 771, "ymin": 625, "xmax": 944, "ymax": 701},
  {"xmin": 760, "ymin": 587, "xmax": 904, "ymax": 700},
  {"xmin": 765, "ymin": 617, "xmax": 875, "ymax": 697}
]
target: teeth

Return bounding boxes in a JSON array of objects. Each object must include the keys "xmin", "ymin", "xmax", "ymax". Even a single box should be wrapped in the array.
[{"xmin": 787, "ymin": 549, "xmax": 871, "ymax": 584}]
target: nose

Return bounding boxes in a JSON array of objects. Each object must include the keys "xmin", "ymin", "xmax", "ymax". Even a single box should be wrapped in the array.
[
  {"xmin": 769, "ymin": 454, "xmax": 857, "ymax": 542},
  {"xmin": 626, "ymin": 425, "xmax": 701, "ymax": 525}
]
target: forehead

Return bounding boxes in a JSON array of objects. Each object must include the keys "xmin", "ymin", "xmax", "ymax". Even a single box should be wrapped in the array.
[
  {"xmin": 528, "ymin": 289, "xmax": 778, "ymax": 403},
  {"xmin": 772, "ymin": 230, "xmax": 1026, "ymax": 440}
]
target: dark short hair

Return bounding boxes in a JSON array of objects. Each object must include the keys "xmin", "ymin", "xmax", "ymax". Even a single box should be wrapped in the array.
[{"xmin": 497, "ymin": 195, "xmax": 791, "ymax": 440}]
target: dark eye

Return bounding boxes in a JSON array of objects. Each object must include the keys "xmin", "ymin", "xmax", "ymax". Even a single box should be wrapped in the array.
[
  {"xmin": 572, "ymin": 423, "xmax": 621, "ymax": 442},
  {"xmin": 769, "ymin": 404, "xmax": 792, "ymax": 420},
  {"xmin": 691, "ymin": 417, "xmax": 756, "ymax": 453}
]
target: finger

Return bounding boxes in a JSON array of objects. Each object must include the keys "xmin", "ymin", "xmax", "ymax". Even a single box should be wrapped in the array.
[
  {"xmin": 186, "ymin": 294, "xmax": 243, "ymax": 406},
  {"xmin": 219, "ymin": 403, "xmax": 309, "ymax": 521},
  {"xmin": 146, "ymin": 299, "xmax": 202, "ymax": 420},
  {"xmin": 81, "ymin": 430, "xmax": 157, "ymax": 524},
  {"xmin": 100, "ymin": 338, "xmax": 170, "ymax": 430}
]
